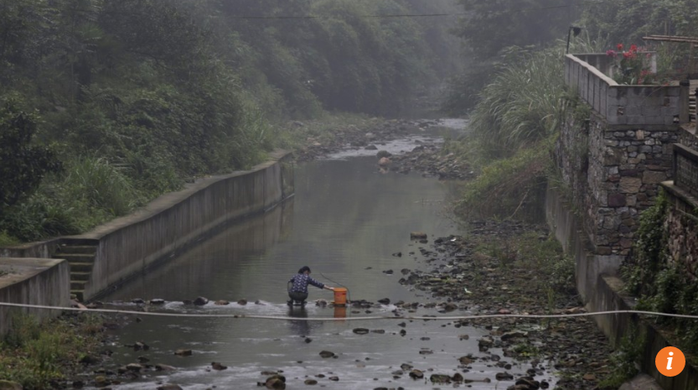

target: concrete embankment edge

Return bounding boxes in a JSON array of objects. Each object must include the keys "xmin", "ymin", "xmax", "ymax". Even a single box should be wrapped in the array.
[
  {"xmin": 546, "ymin": 187, "xmax": 697, "ymax": 389},
  {"xmin": 0, "ymin": 150, "xmax": 294, "ymax": 307},
  {"xmin": 0, "ymin": 258, "xmax": 70, "ymax": 335}
]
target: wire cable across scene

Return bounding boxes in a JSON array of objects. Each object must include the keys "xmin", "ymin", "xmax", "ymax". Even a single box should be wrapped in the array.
[{"xmin": 2, "ymin": 302, "xmax": 698, "ymax": 322}]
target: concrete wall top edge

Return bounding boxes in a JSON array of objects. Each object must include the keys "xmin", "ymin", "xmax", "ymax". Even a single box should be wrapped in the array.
[
  {"xmin": 71, "ymin": 150, "xmax": 292, "ymax": 241},
  {"xmin": 0, "ymin": 258, "xmax": 66, "ymax": 288},
  {"xmin": 565, "ymin": 54, "xmax": 618, "ymax": 86},
  {"xmin": 0, "ymin": 237, "xmax": 62, "ymax": 252}
]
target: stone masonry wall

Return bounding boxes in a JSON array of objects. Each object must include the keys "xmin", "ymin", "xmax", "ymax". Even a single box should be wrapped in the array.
[{"xmin": 558, "ymin": 111, "xmax": 678, "ymax": 256}]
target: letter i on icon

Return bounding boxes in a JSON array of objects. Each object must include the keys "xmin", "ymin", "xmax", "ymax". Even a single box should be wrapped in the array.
[{"xmin": 656, "ymin": 347, "xmax": 685, "ymax": 377}]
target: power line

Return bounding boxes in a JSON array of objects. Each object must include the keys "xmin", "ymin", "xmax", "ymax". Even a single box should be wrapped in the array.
[{"xmin": 224, "ymin": 3, "xmax": 577, "ymax": 20}]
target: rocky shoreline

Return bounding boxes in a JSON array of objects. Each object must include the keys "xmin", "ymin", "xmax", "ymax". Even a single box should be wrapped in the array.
[
  {"xmin": 292, "ymin": 118, "xmax": 472, "ymax": 180},
  {"xmin": 392, "ymin": 221, "xmax": 615, "ymax": 389}
]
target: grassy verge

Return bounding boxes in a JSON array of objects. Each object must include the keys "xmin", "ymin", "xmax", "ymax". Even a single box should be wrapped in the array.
[{"xmin": 0, "ymin": 313, "xmax": 105, "ymax": 389}]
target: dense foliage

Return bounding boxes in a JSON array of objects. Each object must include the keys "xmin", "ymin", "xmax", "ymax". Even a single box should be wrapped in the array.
[{"xmin": 0, "ymin": 0, "xmax": 461, "ymax": 243}]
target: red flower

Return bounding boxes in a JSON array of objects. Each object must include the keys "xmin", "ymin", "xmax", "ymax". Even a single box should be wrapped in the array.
[
  {"xmin": 630, "ymin": 44, "xmax": 638, "ymax": 52},
  {"xmin": 617, "ymin": 43, "xmax": 623, "ymax": 50},
  {"xmin": 623, "ymin": 52, "xmax": 632, "ymax": 59}
]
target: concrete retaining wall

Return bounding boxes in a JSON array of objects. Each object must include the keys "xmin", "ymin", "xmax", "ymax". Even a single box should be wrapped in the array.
[
  {"xmin": 78, "ymin": 150, "xmax": 293, "ymax": 300},
  {"xmin": 546, "ymin": 186, "xmax": 698, "ymax": 388},
  {"xmin": 0, "ymin": 258, "xmax": 70, "ymax": 335},
  {"xmin": 0, "ymin": 150, "xmax": 294, "ymax": 302},
  {"xmin": 565, "ymin": 54, "xmax": 680, "ymax": 127},
  {"xmin": 0, "ymin": 238, "xmax": 61, "ymax": 259}
]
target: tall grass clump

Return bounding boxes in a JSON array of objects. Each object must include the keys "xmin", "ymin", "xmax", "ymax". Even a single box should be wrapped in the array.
[
  {"xmin": 62, "ymin": 157, "xmax": 141, "ymax": 217},
  {"xmin": 468, "ymin": 46, "xmax": 566, "ymax": 161},
  {"xmin": 454, "ymin": 45, "xmax": 574, "ymax": 219}
]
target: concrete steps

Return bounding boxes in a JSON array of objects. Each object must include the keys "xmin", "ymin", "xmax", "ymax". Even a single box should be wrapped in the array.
[{"xmin": 53, "ymin": 241, "xmax": 98, "ymax": 302}]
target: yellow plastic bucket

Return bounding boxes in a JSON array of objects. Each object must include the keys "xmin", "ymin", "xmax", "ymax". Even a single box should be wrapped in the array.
[{"xmin": 333, "ymin": 287, "xmax": 348, "ymax": 306}]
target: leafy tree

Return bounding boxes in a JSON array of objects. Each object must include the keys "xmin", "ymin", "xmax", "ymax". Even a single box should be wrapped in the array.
[
  {"xmin": 580, "ymin": 0, "xmax": 698, "ymax": 46},
  {"xmin": 0, "ymin": 96, "xmax": 60, "ymax": 210},
  {"xmin": 455, "ymin": 0, "xmax": 576, "ymax": 60}
]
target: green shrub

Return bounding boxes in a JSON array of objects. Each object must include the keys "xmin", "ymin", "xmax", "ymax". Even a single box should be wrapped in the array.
[
  {"xmin": 622, "ymin": 191, "xmax": 668, "ymax": 296},
  {"xmin": 63, "ymin": 157, "xmax": 141, "ymax": 217},
  {"xmin": 0, "ymin": 313, "xmax": 103, "ymax": 389}
]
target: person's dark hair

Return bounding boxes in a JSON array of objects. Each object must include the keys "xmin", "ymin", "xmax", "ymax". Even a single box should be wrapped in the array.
[{"xmin": 298, "ymin": 266, "xmax": 311, "ymax": 274}]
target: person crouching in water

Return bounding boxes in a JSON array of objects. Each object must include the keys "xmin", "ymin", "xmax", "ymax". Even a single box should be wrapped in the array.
[{"xmin": 288, "ymin": 266, "xmax": 334, "ymax": 306}]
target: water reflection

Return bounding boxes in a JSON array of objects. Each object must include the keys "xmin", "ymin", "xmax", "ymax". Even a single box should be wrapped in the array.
[{"xmin": 286, "ymin": 306, "xmax": 312, "ymax": 337}]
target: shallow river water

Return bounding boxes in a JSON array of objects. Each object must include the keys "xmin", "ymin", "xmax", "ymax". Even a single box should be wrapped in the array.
[{"xmin": 98, "ymin": 122, "xmax": 560, "ymax": 389}]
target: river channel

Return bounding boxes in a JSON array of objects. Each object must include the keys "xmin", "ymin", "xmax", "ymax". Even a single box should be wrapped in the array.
[{"xmin": 97, "ymin": 121, "xmax": 560, "ymax": 389}]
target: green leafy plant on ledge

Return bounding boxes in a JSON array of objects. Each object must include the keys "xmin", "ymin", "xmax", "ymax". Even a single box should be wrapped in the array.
[{"xmin": 622, "ymin": 190, "xmax": 698, "ymax": 357}]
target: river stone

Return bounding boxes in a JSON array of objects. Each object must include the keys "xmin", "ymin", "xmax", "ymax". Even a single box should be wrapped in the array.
[
  {"xmin": 175, "ymin": 349, "xmax": 192, "ymax": 356},
  {"xmin": 214, "ymin": 300, "xmax": 229, "ymax": 305},
  {"xmin": 409, "ymin": 369, "xmax": 424, "ymax": 379},
  {"xmin": 237, "ymin": 299, "xmax": 248, "ymax": 305},
  {"xmin": 371, "ymin": 329, "xmax": 385, "ymax": 334},
  {"xmin": 430, "ymin": 374, "xmax": 451, "ymax": 384},
  {"xmin": 133, "ymin": 341, "xmax": 149, "ymax": 351},
  {"xmin": 131, "ymin": 298, "xmax": 145, "ymax": 304},
  {"xmin": 452, "ymin": 373, "xmax": 464, "ymax": 382},
  {"xmin": 352, "ymin": 328, "xmax": 370, "ymax": 335},
  {"xmin": 501, "ymin": 331, "xmax": 528, "ymax": 341},
  {"xmin": 150, "ymin": 299, "xmax": 165, "ymax": 305},
  {"xmin": 376, "ymin": 150, "xmax": 392, "ymax": 159},
  {"xmin": 94, "ymin": 376, "xmax": 109, "ymax": 387},
  {"xmin": 157, "ymin": 385, "xmax": 183, "ymax": 390},
  {"xmin": 0, "ymin": 380, "xmax": 22, "ymax": 390},
  {"xmin": 495, "ymin": 372, "xmax": 514, "ymax": 381},
  {"xmin": 400, "ymin": 363, "xmax": 413, "ymax": 371},
  {"xmin": 304, "ymin": 379, "xmax": 318, "ymax": 385},
  {"xmin": 478, "ymin": 336, "xmax": 494, "ymax": 351},
  {"xmin": 319, "ymin": 351, "xmax": 335, "ymax": 358},
  {"xmin": 410, "ymin": 232, "xmax": 427, "ymax": 240},
  {"xmin": 458, "ymin": 356, "xmax": 475, "ymax": 365},
  {"xmin": 193, "ymin": 297, "xmax": 208, "ymax": 305},
  {"xmin": 126, "ymin": 363, "xmax": 143, "ymax": 371},
  {"xmin": 155, "ymin": 364, "xmax": 176, "ymax": 371},
  {"xmin": 265, "ymin": 375, "xmax": 286, "ymax": 389},
  {"xmin": 212, "ymin": 362, "xmax": 228, "ymax": 370},
  {"xmin": 329, "ymin": 376, "xmax": 339, "ymax": 381},
  {"xmin": 515, "ymin": 377, "xmax": 540, "ymax": 388}
]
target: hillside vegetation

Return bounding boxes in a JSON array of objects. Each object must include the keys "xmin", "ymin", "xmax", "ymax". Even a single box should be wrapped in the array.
[{"xmin": 0, "ymin": 0, "xmax": 461, "ymax": 244}]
